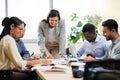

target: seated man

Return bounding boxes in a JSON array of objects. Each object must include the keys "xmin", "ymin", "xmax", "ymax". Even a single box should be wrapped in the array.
[
  {"xmin": 83, "ymin": 19, "xmax": 120, "ymax": 62},
  {"xmin": 15, "ymin": 27, "xmax": 31, "ymax": 59},
  {"xmin": 77, "ymin": 23, "xmax": 110, "ymax": 59}
]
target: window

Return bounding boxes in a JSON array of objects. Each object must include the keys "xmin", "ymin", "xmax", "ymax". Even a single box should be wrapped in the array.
[
  {"xmin": 53, "ymin": 0, "xmax": 96, "ymax": 37},
  {"xmin": 0, "ymin": 0, "xmax": 5, "ymax": 32},
  {"xmin": 1, "ymin": 0, "xmax": 120, "ymax": 41},
  {"xmin": 53, "ymin": 0, "xmax": 120, "ymax": 38},
  {"xmin": 7, "ymin": 0, "xmax": 50, "ymax": 40}
]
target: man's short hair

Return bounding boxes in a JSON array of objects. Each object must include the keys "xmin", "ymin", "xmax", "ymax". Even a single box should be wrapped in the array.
[
  {"xmin": 102, "ymin": 19, "xmax": 118, "ymax": 32},
  {"xmin": 82, "ymin": 23, "xmax": 96, "ymax": 33}
]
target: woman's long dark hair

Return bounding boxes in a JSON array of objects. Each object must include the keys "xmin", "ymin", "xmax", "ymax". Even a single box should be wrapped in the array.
[
  {"xmin": 0, "ymin": 16, "xmax": 25, "ymax": 40},
  {"xmin": 42, "ymin": 9, "xmax": 61, "ymax": 23}
]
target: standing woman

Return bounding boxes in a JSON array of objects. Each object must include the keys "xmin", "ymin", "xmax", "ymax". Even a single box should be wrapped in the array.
[
  {"xmin": 38, "ymin": 9, "xmax": 66, "ymax": 59},
  {"xmin": 0, "ymin": 16, "xmax": 51, "ymax": 80}
]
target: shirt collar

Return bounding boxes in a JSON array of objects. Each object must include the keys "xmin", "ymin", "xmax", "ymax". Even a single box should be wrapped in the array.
[
  {"xmin": 113, "ymin": 36, "xmax": 120, "ymax": 45},
  {"xmin": 91, "ymin": 34, "xmax": 99, "ymax": 43},
  {"xmin": 15, "ymin": 39, "xmax": 20, "ymax": 42}
]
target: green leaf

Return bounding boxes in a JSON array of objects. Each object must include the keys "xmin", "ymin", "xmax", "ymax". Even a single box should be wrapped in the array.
[
  {"xmin": 77, "ymin": 21, "xmax": 83, "ymax": 27},
  {"xmin": 70, "ymin": 13, "xmax": 79, "ymax": 21}
]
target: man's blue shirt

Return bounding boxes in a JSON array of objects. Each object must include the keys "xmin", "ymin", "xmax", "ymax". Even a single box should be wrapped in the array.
[
  {"xmin": 15, "ymin": 39, "xmax": 30, "ymax": 58},
  {"xmin": 77, "ymin": 35, "xmax": 111, "ymax": 59}
]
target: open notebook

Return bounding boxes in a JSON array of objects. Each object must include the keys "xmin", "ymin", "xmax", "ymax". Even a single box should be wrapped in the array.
[
  {"xmin": 31, "ymin": 58, "xmax": 70, "ymax": 72},
  {"xmin": 31, "ymin": 64, "xmax": 70, "ymax": 72}
]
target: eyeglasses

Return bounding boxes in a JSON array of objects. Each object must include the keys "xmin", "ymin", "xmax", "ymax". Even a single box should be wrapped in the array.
[{"xmin": 16, "ymin": 26, "xmax": 25, "ymax": 32}]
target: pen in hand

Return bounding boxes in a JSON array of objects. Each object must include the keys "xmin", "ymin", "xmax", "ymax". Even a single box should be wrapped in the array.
[{"xmin": 30, "ymin": 52, "xmax": 34, "ymax": 57}]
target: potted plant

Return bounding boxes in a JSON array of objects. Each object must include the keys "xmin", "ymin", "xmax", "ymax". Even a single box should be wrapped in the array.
[{"xmin": 67, "ymin": 13, "xmax": 102, "ymax": 46}]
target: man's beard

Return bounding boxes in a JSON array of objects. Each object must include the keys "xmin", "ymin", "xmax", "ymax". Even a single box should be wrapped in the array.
[{"xmin": 107, "ymin": 35, "xmax": 113, "ymax": 41}]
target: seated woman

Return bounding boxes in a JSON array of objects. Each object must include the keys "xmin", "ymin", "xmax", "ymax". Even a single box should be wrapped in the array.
[
  {"xmin": 0, "ymin": 16, "xmax": 52, "ymax": 80},
  {"xmin": 2, "ymin": 17, "xmax": 30, "ymax": 59}
]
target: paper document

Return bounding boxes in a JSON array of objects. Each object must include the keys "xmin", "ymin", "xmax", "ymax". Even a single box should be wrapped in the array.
[
  {"xmin": 51, "ymin": 58, "xmax": 66, "ymax": 65},
  {"xmin": 31, "ymin": 64, "xmax": 70, "ymax": 71}
]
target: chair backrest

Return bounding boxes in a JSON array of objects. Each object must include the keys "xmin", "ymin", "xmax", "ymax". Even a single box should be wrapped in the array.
[
  {"xmin": 83, "ymin": 59, "xmax": 120, "ymax": 80},
  {"xmin": 0, "ymin": 70, "xmax": 13, "ymax": 80},
  {"xmin": 66, "ymin": 44, "xmax": 77, "ymax": 58}
]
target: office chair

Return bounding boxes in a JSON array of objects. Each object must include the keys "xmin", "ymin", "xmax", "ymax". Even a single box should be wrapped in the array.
[
  {"xmin": 0, "ymin": 70, "xmax": 13, "ymax": 80},
  {"xmin": 0, "ymin": 69, "xmax": 42, "ymax": 80},
  {"xmin": 83, "ymin": 59, "xmax": 120, "ymax": 80}
]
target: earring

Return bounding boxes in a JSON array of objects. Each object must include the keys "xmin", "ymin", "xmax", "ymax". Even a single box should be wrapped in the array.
[{"xmin": 10, "ymin": 29, "xmax": 13, "ymax": 33}]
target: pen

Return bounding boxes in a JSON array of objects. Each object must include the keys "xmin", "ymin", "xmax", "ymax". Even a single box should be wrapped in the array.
[{"xmin": 30, "ymin": 52, "xmax": 34, "ymax": 57}]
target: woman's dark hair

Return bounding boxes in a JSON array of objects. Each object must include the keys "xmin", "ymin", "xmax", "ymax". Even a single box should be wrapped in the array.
[
  {"xmin": 0, "ymin": 16, "xmax": 25, "ymax": 40},
  {"xmin": 42, "ymin": 9, "xmax": 61, "ymax": 23},
  {"xmin": 1, "ymin": 17, "xmax": 9, "ymax": 27},
  {"xmin": 102, "ymin": 19, "xmax": 118, "ymax": 32},
  {"xmin": 82, "ymin": 23, "xmax": 96, "ymax": 33}
]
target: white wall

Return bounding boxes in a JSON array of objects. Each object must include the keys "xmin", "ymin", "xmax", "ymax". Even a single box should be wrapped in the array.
[{"xmin": 94, "ymin": 0, "xmax": 120, "ymax": 22}]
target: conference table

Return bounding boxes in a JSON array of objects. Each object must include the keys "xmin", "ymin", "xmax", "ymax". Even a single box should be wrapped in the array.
[
  {"xmin": 35, "ymin": 67, "xmax": 83, "ymax": 80},
  {"xmin": 34, "ymin": 58, "xmax": 84, "ymax": 80}
]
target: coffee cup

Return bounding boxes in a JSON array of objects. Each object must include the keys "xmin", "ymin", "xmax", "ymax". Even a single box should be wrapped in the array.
[{"xmin": 71, "ymin": 62, "xmax": 83, "ymax": 78}]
